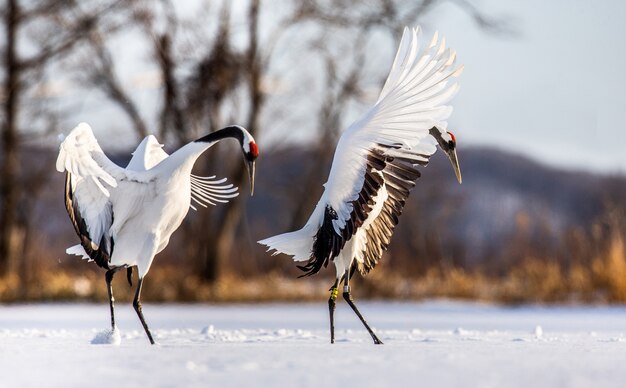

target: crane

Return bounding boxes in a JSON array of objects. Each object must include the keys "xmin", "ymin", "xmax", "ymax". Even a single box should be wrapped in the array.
[
  {"xmin": 258, "ymin": 27, "xmax": 462, "ymax": 344},
  {"xmin": 57, "ymin": 123, "xmax": 258, "ymax": 344}
]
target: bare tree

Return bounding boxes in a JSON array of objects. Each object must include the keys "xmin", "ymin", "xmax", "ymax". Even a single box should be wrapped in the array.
[
  {"xmin": 84, "ymin": 28, "xmax": 150, "ymax": 139},
  {"xmin": 287, "ymin": 36, "xmax": 368, "ymax": 230},
  {"xmin": 0, "ymin": 0, "xmax": 121, "ymax": 277},
  {"xmin": 51, "ymin": 0, "xmax": 507, "ymax": 285},
  {"xmin": 194, "ymin": 0, "xmax": 264, "ymax": 281},
  {"xmin": 71, "ymin": 0, "xmax": 301, "ymax": 282}
]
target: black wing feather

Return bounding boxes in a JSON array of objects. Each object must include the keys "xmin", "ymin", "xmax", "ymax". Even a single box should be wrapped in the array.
[
  {"xmin": 297, "ymin": 205, "xmax": 341, "ymax": 276},
  {"xmin": 64, "ymin": 172, "xmax": 112, "ymax": 269},
  {"xmin": 298, "ymin": 143, "xmax": 430, "ymax": 277},
  {"xmin": 355, "ymin": 148, "xmax": 429, "ymax": 275}
]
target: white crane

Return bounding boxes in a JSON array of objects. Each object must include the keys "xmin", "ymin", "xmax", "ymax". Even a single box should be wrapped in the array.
[
  {"xmin": 57, "ymin": 123, "xmax": 258, "ymax": 344},
  {"xmin": 258, "ymin": 27, "xmax": 463, "ymax": 344}
]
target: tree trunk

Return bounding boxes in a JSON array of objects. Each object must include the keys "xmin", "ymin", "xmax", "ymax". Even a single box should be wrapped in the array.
[
  {"xmin": 199, "ymin": 0, "xmax": 262, "ymax": 282},
  {"xmin": 0, "ymin": 0, "xmax": 21, "ymax": 277},
  {"xmin": 200, "ymin": 165, "xmax": 248, "ymax": 281}
]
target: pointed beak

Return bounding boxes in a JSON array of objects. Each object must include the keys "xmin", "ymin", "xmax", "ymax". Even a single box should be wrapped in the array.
[
  {"xmin": 246, "ymin": 160, "xmax": 256, "ymax": 196},
  {"xmin": 447, "ymin": 148, "xmax": 462, "ymax": 184}
]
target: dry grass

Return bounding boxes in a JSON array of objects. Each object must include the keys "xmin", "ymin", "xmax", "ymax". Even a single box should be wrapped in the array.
[
  {"xmin": 1, "ymin": 234, "xmax": 625, "ymax": 305},
  {"xmin": 591, "ymin": 232, "xmax": 626, "ymax": 301}
]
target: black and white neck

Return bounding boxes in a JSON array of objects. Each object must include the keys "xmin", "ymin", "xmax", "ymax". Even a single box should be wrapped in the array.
[{"xmin": 160, "ymin": 125, "xmax": 257, "ymax": 177}]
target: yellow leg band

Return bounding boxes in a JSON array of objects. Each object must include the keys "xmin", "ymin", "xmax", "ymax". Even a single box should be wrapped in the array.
[{"xmin": 330, "ymin": 287, "xmax": 339, "ymax": 301}]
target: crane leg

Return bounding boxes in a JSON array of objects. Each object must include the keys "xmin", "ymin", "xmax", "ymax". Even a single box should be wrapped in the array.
[
  {"xmin": 105, "ymin": 268, "xmax": 121, "ymax": 331},
  {"xmin": 342, "ymin": 271, "xmax": 383, "ymax": 345},
  {"xmin": 328, "ymin": 279, "xmax": 339, "ymax": 344},
  {"xmin": 133, "ymin": 277, "xmax": 155, "ymax": 345}
]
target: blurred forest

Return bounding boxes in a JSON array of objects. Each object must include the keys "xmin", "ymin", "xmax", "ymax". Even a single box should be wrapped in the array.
[{"xmin": 0, "ymin": 0, "xmax": 624, "ymax": 304}]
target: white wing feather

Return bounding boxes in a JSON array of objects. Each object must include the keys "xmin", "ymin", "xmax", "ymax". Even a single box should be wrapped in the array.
[
  {"xmin": 57, "ymin": 123, "xmax": 160, "ymax": 256},
  {"xmin": 56, "ymin": 123, "xmax": 129, "ymax": 253},
  {"xmin": 126, "ymin": 135, "xmax": 168, "ymax": 171},
  {"xmin": 66, "ymin": 244, "xmax": 90, "ymax": 260},
  {"xmin": 56, "ymin": 122, "xmax": 119, "ymax": 196},
  {"xmin": 324, "ymin": 27, "xmax": 462, "ymax": 233},
  {"xmin": 259, "ymin": 27, "xmax": 462, "ymax": 260},
  {"xmin": 189, "ymin": 175, "xmax": 239, "ymax": 210}
]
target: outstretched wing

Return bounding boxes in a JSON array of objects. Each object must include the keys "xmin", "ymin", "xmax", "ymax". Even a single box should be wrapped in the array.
[
  {"xmin": 56, "ymin": 123, "xmax": 123, "ymax": 196},
  {"xmin": 325, "ymin": 27, "xmax": 462, "ymax": 230},
  {"xmin": 56, "ymin": 123, "xmax": 128, "ymax": 268},
  {"xmin": 267, "ymin": 27, "xmax": 463, "ymax": 276},
  {"xmin": 126, "ymin": 133, "xmax": 239, "ymax": 210},
  {"xmin": 126, "ymin": 134, "xmax": 169, "ymax": 171}
]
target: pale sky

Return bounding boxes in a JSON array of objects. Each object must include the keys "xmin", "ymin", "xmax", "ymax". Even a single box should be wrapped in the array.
[
  {"xmin": 57, "ymin": 0, "xmax": 626, "ymax": 175},
  {"xmin": 426, "ymin": 0, "xmax": 626, "ymax": 174}
]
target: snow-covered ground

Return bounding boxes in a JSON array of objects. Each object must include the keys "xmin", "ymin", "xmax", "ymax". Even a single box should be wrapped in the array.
[{"xmin": 2, "ymin": 301, "xmax": 626, "ymax": 387}]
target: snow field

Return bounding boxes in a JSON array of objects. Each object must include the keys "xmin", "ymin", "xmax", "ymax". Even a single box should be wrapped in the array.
[{"xmin": 1, "ymin": 301, "xmax": 626, "ymax": 388}]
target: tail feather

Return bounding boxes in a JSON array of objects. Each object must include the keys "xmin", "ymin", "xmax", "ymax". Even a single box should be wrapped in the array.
[
  {"xmin": 66, "ymin": 244, "xmax": 92, "ymax": 261},
  {"xmin": 258, "ymin": 228, "xmax": 314, "ymax": 262}
]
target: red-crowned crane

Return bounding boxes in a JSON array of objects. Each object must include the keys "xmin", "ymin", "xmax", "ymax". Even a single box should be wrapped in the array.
[
  {"xmin": 258, "ymin": 27, "xmax": 463, "ymax": 344},
  {"xmin": 57, "ymin": 123, "xmax": 258, "ymax": 344}
]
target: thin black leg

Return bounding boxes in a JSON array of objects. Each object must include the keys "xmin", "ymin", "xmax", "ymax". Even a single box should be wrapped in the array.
[
  {"xmin": 133, "ymin": 277, "xmax": 155, "ymax": 345},
  {"xmin": 328, "ymin": 279, "xmax": 339, "ymax": 344},
  {"xmin": 342, "ymin": 271, "xmax": 383, "ymax": 345},
  {"xmin": 105, "ymin": 268, "xmax": 119, "ymax": 331},
  {"xmin": 126, "ymin": 267, "xmax": 133, "ymax": 287}
]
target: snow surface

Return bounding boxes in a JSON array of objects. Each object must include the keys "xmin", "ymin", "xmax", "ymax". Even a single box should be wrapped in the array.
[{"xmin": 2, "ymin": 301, "xmax": 626, "ymax": 388}]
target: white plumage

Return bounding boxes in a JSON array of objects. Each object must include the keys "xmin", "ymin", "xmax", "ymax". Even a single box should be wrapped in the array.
[
  {"xmin": 57, "ymin": 123, "xmax": 258, "ymax": 344},
  {"xmin": 65, "ymin": 134, "xmax": 239, "ymax": 260},
  {"xmin": 258, "ymin": 27, "xmax": 463, "ymax": 344}
]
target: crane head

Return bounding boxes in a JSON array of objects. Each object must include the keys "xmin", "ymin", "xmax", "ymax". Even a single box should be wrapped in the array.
[
  {"xmin": 429, "ymin": 126, "xmax": 462, "ymax": 184},
  {"xmin": 196, "ymin": 125, "xmax": 258, "ymax": 195},
  {"xmin": 241, "ymin": 131, "xmax": 259, "ymax": 196}
]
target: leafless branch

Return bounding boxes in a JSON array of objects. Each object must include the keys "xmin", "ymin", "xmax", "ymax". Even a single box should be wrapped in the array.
[{"xmin": 85, "ymin": 27, "xmax": 149, "ymax": 138}]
